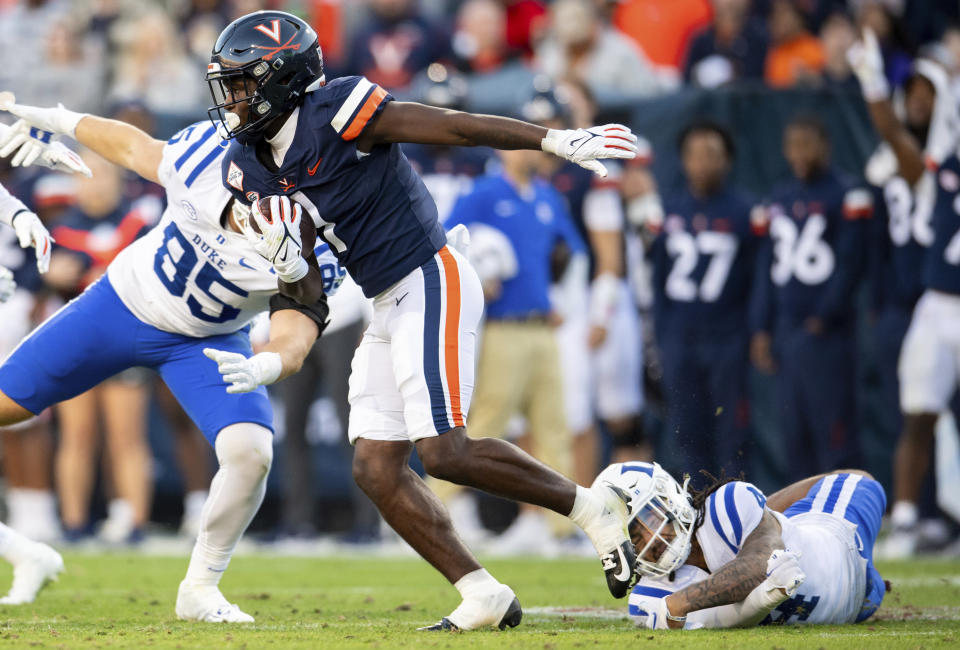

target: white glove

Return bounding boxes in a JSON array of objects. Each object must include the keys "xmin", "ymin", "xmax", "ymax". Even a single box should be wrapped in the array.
[
  {"xmin": 634, "ymin": 596, "xmax": 680, "ymax": 631},
  {"xmin": 0, "ymin": 120, "xmax": 92, "ymax": 176},
  {"xmin": 847, "ymin": 28, "xmax": 889, "ymax": 102},
  {"xmin": 10, "ymin": 210, "xmax": 53, "ymax": 273},
  {"xmin": 242, "ymin": 195, "xmax": 309, "ymax": 283},
  {"xmin": 445, "ymin": 223, "xmax": 471, "ymax": 256},
  {"xmin": 0, "ymin": 92, "xmax": 86, "ymax": 137},
  {"xmin": 764, "ymin": 549, "xmax": 805, "ymax": 598},
  {"xmin": 203, "ymin": 348, "xmax": 283, "ymax": 394},
  {"xmin": 0, "ymin": 265, "xmax": 15, "ymax": 303},
  {"xmin": 541, "ymin": 124, "xmax": 639, "ymax": 177}
]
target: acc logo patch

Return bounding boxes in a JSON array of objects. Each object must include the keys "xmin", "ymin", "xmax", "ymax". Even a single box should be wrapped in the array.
[
  {"xmin": 180, "ymin": 200, "xmax": 199, "ymax": 221},
  {"xmin": 245, "ymin": 191, "xmax": 260, "ymax": 204},
  {"xmin": 227, "ymin": 161, "xmax": 244, "ymax": 191}
]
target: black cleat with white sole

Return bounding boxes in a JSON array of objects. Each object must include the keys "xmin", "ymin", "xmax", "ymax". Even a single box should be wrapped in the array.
[
  {"xmin": 601, "ymin": 540, "xmax": 637, "ymax": 598},
  {"xmin": 418, "ymin": 597, "xmax": 523, "ymax": 632}
]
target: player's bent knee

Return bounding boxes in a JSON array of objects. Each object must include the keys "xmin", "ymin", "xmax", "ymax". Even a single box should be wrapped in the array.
[
  {"xmin": 214, "ymin": 423, "xmax": 273, "ymax": 476},
  {"xmin": 352, "ymin": 439, "xmax": 409, "ymax": 499},
  {"xmin": 417, "ymin": 430, "xmax": 470, "ymax": 482},
  {"xmin": 0, "ymin": 389, "xmax": 36, "ymax": 427}
]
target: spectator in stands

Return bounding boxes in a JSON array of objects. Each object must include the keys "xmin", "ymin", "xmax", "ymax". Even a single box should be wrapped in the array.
[
  {"xmin": 44, "ymin": 151, "xmax": 159, "ymax": 543},
  {"xmin": 820, "ymin": 10, "xmax": 858, "ymax": 89},
  {"xmin": 12, "ymin": 18, "xmax": 104, "ymax": 113},
  {"xmin": 108, "ymin": 8, "xmax": 207, "ymax": 117},
  {"xmin": 684, "ymin": 0, "xmax": 769, "ymax": 87},
  {"xmin": 0, "ymin": 0, "xmax": 71, "ymax": 104},
  {"xmin": 504, "ymin": 0, "xmax": 548, "ymax": 58},
  {"xmin": 438, "ymin": 143, "xmax": 586, "ymax": 552},
  {"xmin": 451, "ymin": 0, "xmax": 521, "ymax": 75},
  {"xmin": 751, "ymin": 115, "xmax": 872, "ymax": 482},
  {"xmin": 765, "ymin": 0, "xmax": 826, "ymax": 87},
  {"xmin": 536, "ymin": 0, "xmax": 671, "ymax": 100},
  {"xmin": 645, "ymin": 121, "xmax": 761, "ymax": 482},
  {"xmin": 613, "ymin": 0, "xmax": 713, "ymax": 75},
  {"xmin": 345, "ymin": 0, "xmax": 448, "ymax": 91}
]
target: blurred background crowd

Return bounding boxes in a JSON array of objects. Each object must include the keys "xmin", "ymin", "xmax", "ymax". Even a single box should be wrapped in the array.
[{"xmin": 1, "ymin": 0, "xmax": 959, "ymax": 558}]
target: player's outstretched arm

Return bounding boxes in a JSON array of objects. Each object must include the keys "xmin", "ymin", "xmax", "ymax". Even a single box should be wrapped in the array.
[
  {"xmin": 358, "ymin": 102, "xmax": 638, "ymax": 177},
  {"xmin": 203, "ymin": 310, "xmax": 319, "ymax": 394},
  {"xmin": 0, "ymin": 98, "xmax": 164, "ymax": 184},
  {"xmin": 74, "ymin": 116, "xmax": 165, "ymax": 184},
  {"xmin": 847, "ymin": 28, "xmax": 925, "ymax": 185},
  {"xmin": 664, "ymin": 511, "xmax": 786, "ymax": 625}
]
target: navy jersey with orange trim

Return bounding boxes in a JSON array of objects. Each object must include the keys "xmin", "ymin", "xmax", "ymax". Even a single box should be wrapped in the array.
[
  {"xmin": 925, "ymin": 155, "xmax": 960, "ymax": 295},
  {"xmin": 221, "ymin": 75, "xmax": 446, "ymax": 297},
  {"xmin": 650, "ymin": 187, "xmax": 763, "ymax": 338},
  {"xmin": 754, "ymin": 169, "xmax": 873, "ymax": 331}
]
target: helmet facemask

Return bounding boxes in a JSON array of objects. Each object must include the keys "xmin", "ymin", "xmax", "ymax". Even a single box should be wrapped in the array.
[
  {"xmin": 207, "ymin": 61, "xmax": 275, "ymax": 142},
  {"xmin": 628, "ymin": 472, "xmax": 695, "ymax": 578}
]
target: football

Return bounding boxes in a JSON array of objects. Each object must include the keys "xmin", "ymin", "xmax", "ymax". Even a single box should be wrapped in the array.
[{"xmin": 251, "ymin": 196, "xmax": 317, "ymax": 254}]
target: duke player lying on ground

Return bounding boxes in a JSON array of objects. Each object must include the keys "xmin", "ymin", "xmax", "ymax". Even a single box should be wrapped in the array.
[
  {"xmin": 592, "ymin": 463, "xmax": 886, "ymax": 629},
  {"xmin": 0, "ymin": 105, "xmax": 344, "ymax": 621},
  {"xmin": 199, "ymin": 9, "xmax": 641, "ymax": 632}
]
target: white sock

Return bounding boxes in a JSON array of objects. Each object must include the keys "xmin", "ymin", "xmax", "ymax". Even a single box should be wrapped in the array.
[
  {"xmin": 7, "ymin": 488, "xmax": 59, "ymax": 538},
  {"xmin": 183, "ymin": 424, "xmax": 273, "ymax": 588},
  {"xmin": 0, "ymin": 521, "xmax": 36, "ymax": 565},
  {"xmin": 454, "ymin": 568, "xmax": 499, "ymax": 600},
  {"xmin": 567, "ymin": 485, "xmax": 603, "ymax": 530},
  {"xmin": 891, "ymin": 501, "xmax": 918, "ymax": 529},
  {"xmin": 183, "ymin": 490, "xmax": 208, "ymax": 520}
]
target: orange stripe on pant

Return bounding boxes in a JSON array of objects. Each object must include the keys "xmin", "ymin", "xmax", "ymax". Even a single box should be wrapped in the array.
[
  {"xmin": 437, "ymin": 246, "xmax": 464, "ymax": 427},
  {"xmin": 341, "ymin": 86, "xmax": 388, "ymax": 141}
]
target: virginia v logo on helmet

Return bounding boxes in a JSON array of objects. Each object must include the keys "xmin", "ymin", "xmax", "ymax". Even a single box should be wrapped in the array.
[{"xmin": 206, "ymin": 10, "xmax": 325, "ymax": 143}]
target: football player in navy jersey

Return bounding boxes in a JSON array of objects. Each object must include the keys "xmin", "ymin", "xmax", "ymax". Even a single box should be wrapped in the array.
[
  {"xmin": 848, "ymin": 29, "xmax": 960, "ymax": 556},
  {"xmin": 203, "ymin": 10, "xmax": 642, "ymax": 631},
  {"xmin": 751, "ymin": 116, "xmax": 873, "ymax": 481},
  {"xmin": 888, "ymin": 149, "xmax": 960, "ymax": 555},
  {"xmin": 647, "ymin": 120, "xmax": 761, "ymax": 481}
]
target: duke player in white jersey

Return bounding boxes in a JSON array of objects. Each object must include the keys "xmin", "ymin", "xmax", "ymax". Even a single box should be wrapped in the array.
[
  {"xmin": 592, "ymin": 462, "xmax": 886, "ymax": 629},
  {"xmin": 0, "ymin": 103, "xmax": 345, "ymax": 622},
  {"xmin": 0, "ymin": 164, "xmax": 70, "ymax": 605}
]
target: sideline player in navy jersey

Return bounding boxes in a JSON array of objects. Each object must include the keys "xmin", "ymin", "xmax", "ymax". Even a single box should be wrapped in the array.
[
  {"xmin": 204, "ymin": 10, "xmax": 641, "ymax": 630},
  {"xmin": 890, "ymin": 149, "xmax": 960, "ymax": 555},
  {"xmin": 848, "ymin": 30, "xmax": 960, "ymax": 555},
  {"xmin": 647, "ymin": 120, "xmax": 761, "ymax": 481},
  {"xmin": 752, "ymin": 116, "xmax": 873, "ymax": 481}
]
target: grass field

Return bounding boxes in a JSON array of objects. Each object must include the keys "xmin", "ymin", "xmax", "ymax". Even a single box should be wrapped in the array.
[{"xmin": 0, "ymin": 553, "xmax": 958, "ymax": 648}]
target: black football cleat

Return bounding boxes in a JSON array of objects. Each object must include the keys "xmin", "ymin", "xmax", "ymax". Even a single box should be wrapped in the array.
[
  {"xmin": 418, "ymin": 596, "xmax": 523, "ymax": 632},
  {"xmin": 602, "ymin": 540, "xmax": 638, "ymax": 598}
]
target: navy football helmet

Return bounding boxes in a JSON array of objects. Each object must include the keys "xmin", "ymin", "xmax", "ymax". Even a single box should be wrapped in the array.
[{"xmin": 206, "ymin": 10, "xmax": 324, "ymax": 142}]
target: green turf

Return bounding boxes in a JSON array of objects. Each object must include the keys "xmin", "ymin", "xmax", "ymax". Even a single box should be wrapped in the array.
[{"xmin": 0, "ymin": 553, "xmax": 957, "ymax": 648}]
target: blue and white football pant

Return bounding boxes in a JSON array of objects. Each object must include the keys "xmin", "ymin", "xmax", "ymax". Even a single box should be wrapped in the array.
[
  {"xmin": 348, "ymin": 245, "xmax": 483, "ymax": 443},
  {"xmin": 783, "ymin": 472, "xmax": 887, "ymax": 622},
  {"xmin": 0, "ymin": 277, "xmax": 273, "ymax": 444}
]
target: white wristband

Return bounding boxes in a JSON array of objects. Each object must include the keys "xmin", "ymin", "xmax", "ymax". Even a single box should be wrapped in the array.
[
  {"xmin": 251, "ymin": 351, "xmax": 283, "ymax": 387},
  {"xmin": 541, "ymin": 128, "xmax": 563, "ymax": 155}
]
